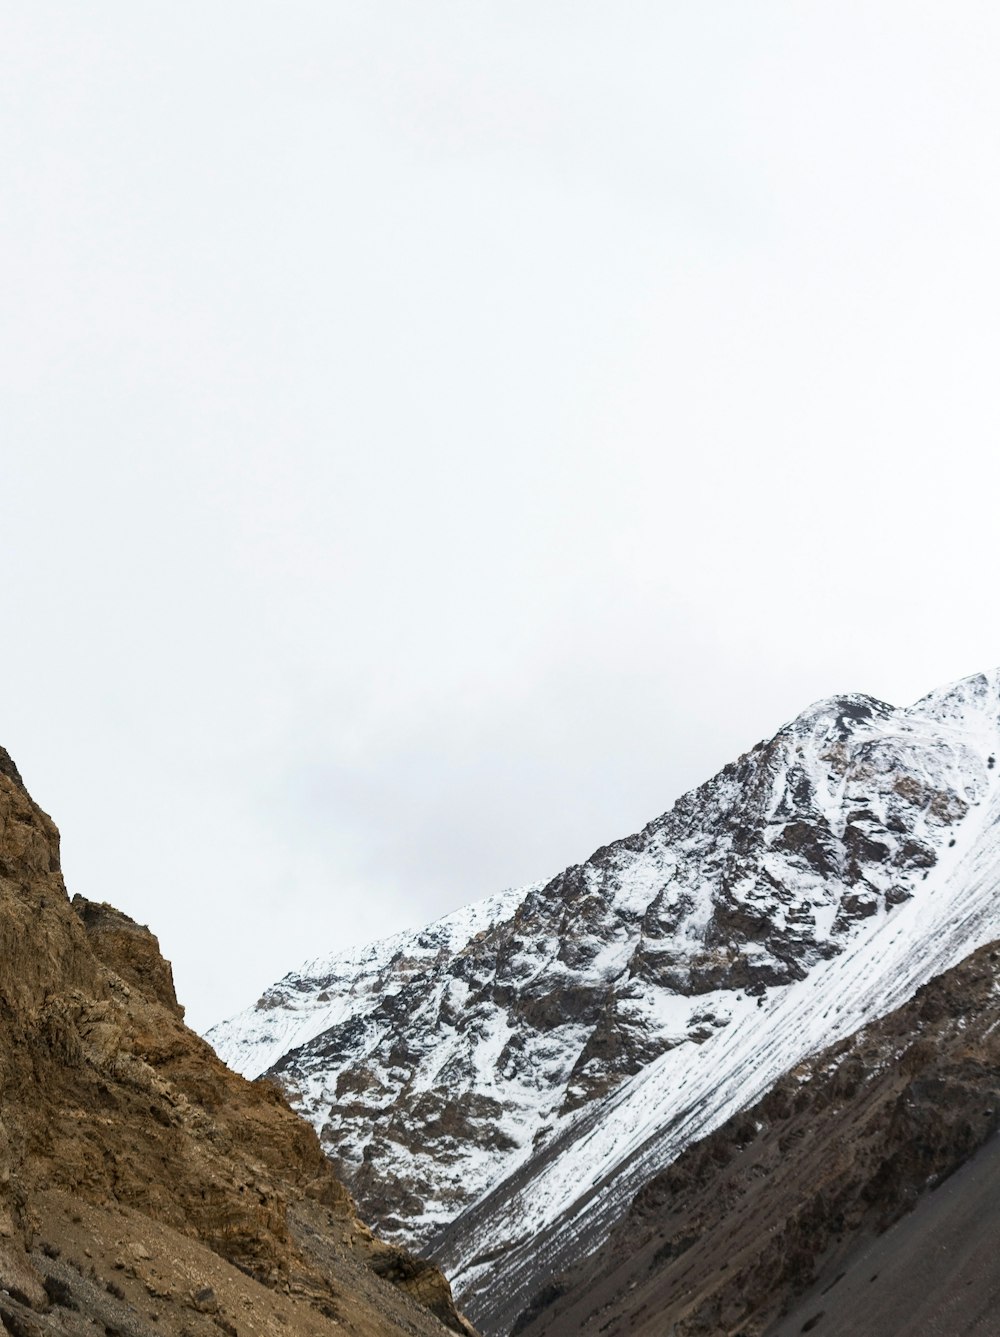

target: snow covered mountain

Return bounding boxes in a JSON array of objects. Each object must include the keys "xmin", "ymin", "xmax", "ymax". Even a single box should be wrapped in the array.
[
  {"xmin": 513, "ymin": 936, "xmax": 1000, "ymax": 1336},
  {"xmin": 208, "ymin": 669, "xmax": 1000, "ymax": 1334}
]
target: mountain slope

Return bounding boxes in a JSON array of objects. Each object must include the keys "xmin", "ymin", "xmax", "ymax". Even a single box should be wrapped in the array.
[
  {"xmin": 770, "ymin": 1126, "xmax": 1000, "ymax": 1337},
  {"xmin": 511, "ymin": 936, "xmax": 1000, "ymax": 1336},
  {"xmin": 0, "ymin": 746, "xmax": 474, "ymax": 1337},
  {"xmin": 209, "ymin": 670, "xmax": 1000, "ymax": 1332}
]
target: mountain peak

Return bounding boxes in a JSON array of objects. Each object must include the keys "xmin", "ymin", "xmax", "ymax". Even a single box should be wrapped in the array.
[
  {"xmin": 209, "ymin": 666, "xmax": 1000, "ymax": 1335},
  {"xmin": 908, "ymin": 665, "xmax": 1000, "ymax": 727}
]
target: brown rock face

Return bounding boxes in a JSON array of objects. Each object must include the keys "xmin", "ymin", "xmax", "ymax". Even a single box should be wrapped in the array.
[
  {"xmin": 68, "ymin": 894, "xmax": 184, "ymax": 1017},
  {"xmin": 0, "ymin": 753, "xmax": 475, "ymax": 1337}
]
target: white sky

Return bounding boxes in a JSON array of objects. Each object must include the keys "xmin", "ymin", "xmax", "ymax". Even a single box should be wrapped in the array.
[{"xmin": 3, "ymin": 3, "xmax": 999, "ymax": 1030}]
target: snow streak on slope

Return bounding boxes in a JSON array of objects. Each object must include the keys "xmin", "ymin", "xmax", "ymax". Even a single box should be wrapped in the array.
[
  {"xmin": 434, "ymin": 706, "xmax": 1000, "ymax": 1328},
  {"xmin": 208, "ymin": 668, "xmax": 1000, "ymax": 1323}
]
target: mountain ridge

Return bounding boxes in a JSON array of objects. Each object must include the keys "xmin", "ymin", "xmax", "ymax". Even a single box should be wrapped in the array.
[{"xmin": 208, "ymin": 668, "xmax": 1000, "ymax": 1332}]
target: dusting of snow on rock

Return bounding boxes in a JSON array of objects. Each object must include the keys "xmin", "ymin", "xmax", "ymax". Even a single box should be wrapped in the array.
[
  {"xmin": 207, "ymin": 668, "xmax": 1000, "ymax": 1326},
  {"xmin": 209, "ymin": 884, "xmax": 527, "ymax": 1084}
]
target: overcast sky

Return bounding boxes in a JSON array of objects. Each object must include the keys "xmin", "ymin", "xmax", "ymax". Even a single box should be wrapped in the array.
[{"xmin": 3, "ymin": 3, "xmax": 999, "ymax": 1030}]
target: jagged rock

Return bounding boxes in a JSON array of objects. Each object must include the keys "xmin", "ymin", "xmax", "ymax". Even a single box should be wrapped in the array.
[
  {"xmin": 0, "ymin": 1236, "xmax": 49, "ymax": 1312},
  {"xmin": 210, "ymin": 672, "xmax": 1000, "ymax": 1264},
  {"xmin": 0, "ymin": 752, "xmax": 476, "ymax": 1337},
  {"xmin": 69, "ymin": 895, "xmax": 183, "ymax": 1018}
]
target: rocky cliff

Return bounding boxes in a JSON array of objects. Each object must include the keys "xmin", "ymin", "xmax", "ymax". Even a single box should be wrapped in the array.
[
  {"xmin": 209, "ymin": 669, "xmax": 1000, "ymax": 1334},
  {"xmin": 0, "ymin": 747, "xmax": 475, "ymax": 1337}
]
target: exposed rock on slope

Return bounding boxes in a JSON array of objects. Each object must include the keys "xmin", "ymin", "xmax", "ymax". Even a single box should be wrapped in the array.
[
  {"xmin": 511, "ymin": 937, "xmax": 1000, "ymax": 1335},
  {"xmin": 209, "ymin": 670, "xmax": 1000, "ymax": 1335},
  {"xmin": 0, "ymin": 746, "xmax": 474, "ymax": 1337}
]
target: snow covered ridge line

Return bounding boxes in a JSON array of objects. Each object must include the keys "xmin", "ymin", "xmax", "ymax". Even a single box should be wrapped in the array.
[
  {"xmin": 207, "ymin": 881, "xmax": 533, "ymax": 1081},
  {"xmin": 206, "ymin": 667, "xmax": 1000, "ymax": 1303},
  {"xmin": 434, "ymin": 756, "xmax": 1000, "ymax": 1328}
]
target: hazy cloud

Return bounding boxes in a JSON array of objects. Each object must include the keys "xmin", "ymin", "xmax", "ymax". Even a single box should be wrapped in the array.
[{"xmin": 3, "ymin": 3, "xmax": 999, "ymax": 1028}]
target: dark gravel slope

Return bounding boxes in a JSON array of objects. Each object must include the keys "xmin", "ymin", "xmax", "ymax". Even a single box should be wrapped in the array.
[
  {"xmin": 512, "ymin": 938, "xmax": 1000, "ymax": 1337},
  {"xmin": 770, "ymin": 1129, "xmax": 1000, "ymax": 1337}
]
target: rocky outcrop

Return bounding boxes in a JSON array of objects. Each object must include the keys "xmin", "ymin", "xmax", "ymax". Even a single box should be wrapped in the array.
[
  {"xmin": 0, "ymin": 752, "xmax": 475, "ymax": 1337},
  {"xmin": 511, "ymin": 937, "xmax": 1000, "ymax": 1337}
]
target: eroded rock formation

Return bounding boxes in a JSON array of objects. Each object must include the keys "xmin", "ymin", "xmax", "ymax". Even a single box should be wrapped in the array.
[{"xmin": 0, "ymin": 746, "xmax": 475, "ymax": 1337}]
